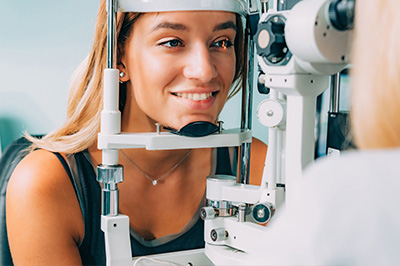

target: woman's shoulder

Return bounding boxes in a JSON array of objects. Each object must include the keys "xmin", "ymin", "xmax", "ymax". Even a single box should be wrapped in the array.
[
  {"xmin": 6, "ymin": 149, "xmax": 84, "ymax": 263},
  {"xmin": 8, "ymin": 149, "xmax": 70, "ymax": 192},
  {"xmin": 6, "ymin": 149, "xmax": 82, "ymax": 223},
  {"xmin": 6, "ymin": 149, "xmax": 79, "ymax": 222}
]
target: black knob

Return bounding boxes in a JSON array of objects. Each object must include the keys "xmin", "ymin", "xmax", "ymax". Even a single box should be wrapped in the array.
[
  {"xmin": 255, "ymin": 14, "xmax": 291, "ymax": 65},
  {"xmin": 328, "ymin": 0, "xmax": 355, "ymax": 31}
]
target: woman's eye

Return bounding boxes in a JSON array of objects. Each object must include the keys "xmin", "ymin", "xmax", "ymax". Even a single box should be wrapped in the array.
[
  {"xmin": 213, "ymin": 39, "xmax": 234, "ymax": 50},
  {"xmin": 160, "ymin": 39, "xmax": 183, "ymax": 48}
]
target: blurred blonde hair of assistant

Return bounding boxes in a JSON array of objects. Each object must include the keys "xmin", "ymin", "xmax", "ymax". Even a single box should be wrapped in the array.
[
  {"xmin": 351, "ymin": 0, "xmax": 400, "ymax": 149},
  {"xmin": 27, "ymin": 0, "xmax": 246, "ymax": 154}
]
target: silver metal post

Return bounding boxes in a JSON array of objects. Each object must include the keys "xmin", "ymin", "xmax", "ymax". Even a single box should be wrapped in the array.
[
  {"xmin": 99, "ymin": 0, "xmax": 120, "ymax": 217},
  {"xmin": 239, "ymin": 21, "xmax": 255, "ymax": 184},
  {"xmin": 97, "ymin": 164, "xmax": 124, "ymax": 216},
  {"xmin": 261, "ymin": 0, "xmax": 269, "ymax": 13},
  {"xmin": 329, "ymin": 73, "xmax": 341, "ymax": 113},
  {"xmin": 107, "ymin": 0, "xmax": 117, "ymax": 69}
]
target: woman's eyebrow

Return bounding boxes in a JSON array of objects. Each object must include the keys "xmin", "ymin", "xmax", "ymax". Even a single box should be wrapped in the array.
[
  {"xmin": 152, "ymin": 22, "xmax": 187, "ymax": 32},
  {"xmin": 151, "ymin": 20, "xmax": 237, "ymax": 32},
  {"xmin": 214, "ymin": 21, "xmax": 237, "ymax": 32}
]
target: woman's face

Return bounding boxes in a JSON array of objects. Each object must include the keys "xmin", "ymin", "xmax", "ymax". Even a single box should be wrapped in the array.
[{"xmin": 120, "ymin": 11, "xmax": 237, "ymax": 131}]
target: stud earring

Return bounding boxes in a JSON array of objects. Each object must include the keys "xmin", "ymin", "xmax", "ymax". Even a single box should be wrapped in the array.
[{"xmin": 119, "ymin": 72, "xmax": 125, "ymax": 78}]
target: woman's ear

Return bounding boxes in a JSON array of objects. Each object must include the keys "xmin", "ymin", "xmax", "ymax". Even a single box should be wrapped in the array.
[{"xmin": 117, "ymin": 62, "xmax": 130, "ymax": 82}]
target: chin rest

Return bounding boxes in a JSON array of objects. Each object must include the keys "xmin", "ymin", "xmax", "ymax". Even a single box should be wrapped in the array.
[
  {"xmin": 0, "ymin": 137, "xmax": 34, "ymax": 266},
  {"xmin": 163, "ymin": 121, "xmax": 220, "ymax": 137}
]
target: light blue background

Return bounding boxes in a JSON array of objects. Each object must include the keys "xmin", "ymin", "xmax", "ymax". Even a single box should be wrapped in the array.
[{"xmin": 0, "ymin": 0, "xmax": 268, "ymax": 154}]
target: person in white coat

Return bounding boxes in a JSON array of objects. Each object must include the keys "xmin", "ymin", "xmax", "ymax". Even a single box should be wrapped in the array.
[{"xmin": 267, "ymin": 0, "xmax": 400, "ymax": 265}]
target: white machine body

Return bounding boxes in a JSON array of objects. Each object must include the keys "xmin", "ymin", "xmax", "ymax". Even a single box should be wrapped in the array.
[
  {"xmin": 117, "ymin": 0, "xmax": 248, "ymax": 15},
  {"xmin": 203, "ymin": 0, "xmax": 352, "ymax": 265},
  {"xmin": 97, "ymin": 0, "xmax": 353, "ymax": 265}
]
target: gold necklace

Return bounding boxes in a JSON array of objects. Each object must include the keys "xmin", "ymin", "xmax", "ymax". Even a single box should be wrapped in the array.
[{"xmin": 120, "ymin": 150, "xmax": 192, "ymax": 186}]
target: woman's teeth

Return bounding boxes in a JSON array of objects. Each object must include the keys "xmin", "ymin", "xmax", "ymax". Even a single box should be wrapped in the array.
[{"xmin": 175, "ymin": 92, "xmax": 213, "ymax": 101}]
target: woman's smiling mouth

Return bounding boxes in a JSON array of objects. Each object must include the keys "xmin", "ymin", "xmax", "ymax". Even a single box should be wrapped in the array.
[{"xmin": 171, "ymin": 91, "xmax": 219, "ymax": 101}]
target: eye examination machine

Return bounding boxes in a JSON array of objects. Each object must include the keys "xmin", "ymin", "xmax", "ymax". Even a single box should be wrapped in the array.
[{"xmin": 96, "ymin": 0, "xmax": 354, "ymax": 265}]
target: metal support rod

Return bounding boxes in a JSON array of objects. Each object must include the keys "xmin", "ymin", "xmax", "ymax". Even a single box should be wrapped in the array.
[
  {"xmin": 329, "ymin": 73, "xmax": 341, "ymax": 113},
  {"xmin": 102, "ymin": 184, "xmax": 119, "ymax": 216},
  {"xmin": 97, "ymin": 164, "xmax": 124, "ymax": 215},
  {"xmin": 261, "ymin": 0, "xmax": 269, "ymax": 13},
  {"xmin": 239, "ymin": 19, "xmax": 255, "ymax": 184},
  {"xmin": 107, "ymin": 0, "xmax": 117, "ymax": 69}
]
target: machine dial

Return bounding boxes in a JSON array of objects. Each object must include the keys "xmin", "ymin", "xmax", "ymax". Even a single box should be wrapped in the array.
[
  {"xmin": 255, "ymin": 14, "xmax": 291, "ymax": 66},
  {"xmin": 252, "ymin": 202, "xmax": 276, "ymax": 224}
]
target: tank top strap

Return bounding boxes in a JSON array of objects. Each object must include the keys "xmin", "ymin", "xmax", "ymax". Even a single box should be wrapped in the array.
[
  {"xmin": 214, "ymin": 147, "xmax": 238, "ymax": 176},
  {"xmin": 52, "ymin": 152, "xmax": 80, "ymax": 200}
]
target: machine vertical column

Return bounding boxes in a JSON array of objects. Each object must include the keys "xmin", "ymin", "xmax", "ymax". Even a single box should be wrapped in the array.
[
  {"xmin": 97, "ymin": 0, "xmax": 132, "ymax": 265},
  {"xmin": 239, "ymin": 18, "xmax": 255, "ymax": 185}
]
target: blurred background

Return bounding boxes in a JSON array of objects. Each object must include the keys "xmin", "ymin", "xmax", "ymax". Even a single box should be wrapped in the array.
[{"xmin": 0, "ymin": 1, "xmax": 99, "ymax": 152}]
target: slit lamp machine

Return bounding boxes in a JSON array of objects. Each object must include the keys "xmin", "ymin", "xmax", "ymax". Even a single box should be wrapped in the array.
[{"xmin": 96, "ymin": 0, "xmax": 354, "ymax": 265}]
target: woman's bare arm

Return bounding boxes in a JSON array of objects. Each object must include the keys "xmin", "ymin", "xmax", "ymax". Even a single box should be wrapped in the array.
[
  {"xmin": 6, "ymin": 149, "xmax": 84, "ymax": 265},
  {"xmin": 249, "ymin": 137, "xmax": 268, "ymax": 186}
]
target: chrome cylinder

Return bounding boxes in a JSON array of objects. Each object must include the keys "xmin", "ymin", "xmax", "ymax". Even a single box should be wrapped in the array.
[
  {"xmin": 237, "ymin": 204, "xmax": 247, "ymax": 222},
  {"xmin": 329, "ymin": 73, "xmax": 341, "ymax": 113},
  {"xmin": 102, "ymin": 184, "xmax": 119, "ymax": 216},
  {"xmin": 107, "ymin": 0, "xmax": 117, "ymax": 69},
  {"xmin": 207, "ymin": 200, "xmax": 235, "ymax": 217},
  {"xmin": 97, "ymin": 165, "xmax": 124, "ymax": 216}
]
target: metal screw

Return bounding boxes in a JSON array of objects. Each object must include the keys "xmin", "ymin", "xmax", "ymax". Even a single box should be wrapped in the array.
[{"xmin": 155, "ymin": 123, "xmax": 161, "ymax": 135}]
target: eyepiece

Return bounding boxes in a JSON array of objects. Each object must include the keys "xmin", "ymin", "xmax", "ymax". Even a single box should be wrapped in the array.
[{"xmin": 328, "ymin": 0, "xmax": 355, "ymax": 31}]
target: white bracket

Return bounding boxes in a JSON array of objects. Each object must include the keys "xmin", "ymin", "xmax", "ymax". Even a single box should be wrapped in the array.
[
  {"xmin": 101, "ymin": 215, "xmax": 132, "ymax": 266},
  {"xmin": 98, "ymin": 129, "xmax": 252, "ymax": 150}
]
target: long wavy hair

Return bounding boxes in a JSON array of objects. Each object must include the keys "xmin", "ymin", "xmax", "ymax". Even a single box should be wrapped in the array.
[
  {"xmin": 27, "ymin": 0, "xmax": 247, "ymax": 153},
  {"xmin": 350, "ymin": 0, "xmax": 400, "ymax": 149}
]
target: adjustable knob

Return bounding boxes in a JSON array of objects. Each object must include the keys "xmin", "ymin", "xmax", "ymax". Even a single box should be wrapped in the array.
[
  {"xmin": 252, "ymin": 202, "xmax": 275, "ymax": 224},
  {"xmin": 200, "ymin": 207, "xmax": 217, "ymax": 220},
  {"xmin": 255, "ymin": 14, "xmax": 291, "ymax": 65},
  {"xmin": 210, "ymin": 228, "xmax": 228, "ymax": 242},
  {"xmin": 257, "ymin": 99, "xmax": 286, "ymax": 128}
]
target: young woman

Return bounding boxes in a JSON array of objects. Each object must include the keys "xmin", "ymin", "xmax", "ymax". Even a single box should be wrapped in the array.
[{"xmin": 6, "ymin": 1, "xmax": 267, "ymax": 265}]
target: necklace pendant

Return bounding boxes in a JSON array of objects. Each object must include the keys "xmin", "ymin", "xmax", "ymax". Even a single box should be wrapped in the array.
[{"xmin": 152, "ymin": 180, "xmax": 157, "ymax": 186}]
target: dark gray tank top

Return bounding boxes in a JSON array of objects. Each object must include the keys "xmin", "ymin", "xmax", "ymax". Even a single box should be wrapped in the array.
[{"xmin": 56, "ymin": 147, "xmax": 237, "ymax": 265}]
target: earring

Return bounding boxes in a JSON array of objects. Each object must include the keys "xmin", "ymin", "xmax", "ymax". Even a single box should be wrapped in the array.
[{"xmin": 119, "ymin": 72, "xmax": 125, "ymax": 78}]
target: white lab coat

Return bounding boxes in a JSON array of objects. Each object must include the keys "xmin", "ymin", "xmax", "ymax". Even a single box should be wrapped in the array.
[{"xmin": 266, "ymin": 148, "xmax": 400, "ymax": 265}]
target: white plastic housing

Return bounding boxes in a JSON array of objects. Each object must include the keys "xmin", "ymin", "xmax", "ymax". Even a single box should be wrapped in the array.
[
  {"xmin": 285, "ymin": 0, "xmax": 352, "ymax": 64},
  {"xmin": 257, "ymin": 99, "xmax": 286, "ymax": 128},
  {"xmin": 101, "ymin": 69, "xmax": 121, "ymax": 165},
  {"xmin": 101, "ymin": 215, "xmax": 132, "ymax": 266},
  {"xmin": 117, "ymin": 0, "xmax": 248, "ymax": 15},
  {"xmin": 101, "ymin": 69, "xmax": 121, "ymax": 134},
  {"xmin": 206, "ymin": 175, "xmax": 237, "ymax": 201},
  {"xmin": 257, "ymin": 0, "xmax": 351, "ymax": 76},
  {"xmin": 98, "ymin": 129, "xmax": 252, "ymax": 150}
]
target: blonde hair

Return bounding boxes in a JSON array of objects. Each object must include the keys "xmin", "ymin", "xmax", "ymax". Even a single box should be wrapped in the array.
[
  {"xmin": 27, "ymin": 1, "xmax": 246, "ymax": 153},
  {"xmin": 350, "ymin": 0, "xmax": 400, "ymax": 149}
]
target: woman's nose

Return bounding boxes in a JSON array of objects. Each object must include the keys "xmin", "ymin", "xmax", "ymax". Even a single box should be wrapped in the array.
[{"xmin": 183, "ymin": 46, "xmax": 217, "ymax": 83}]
